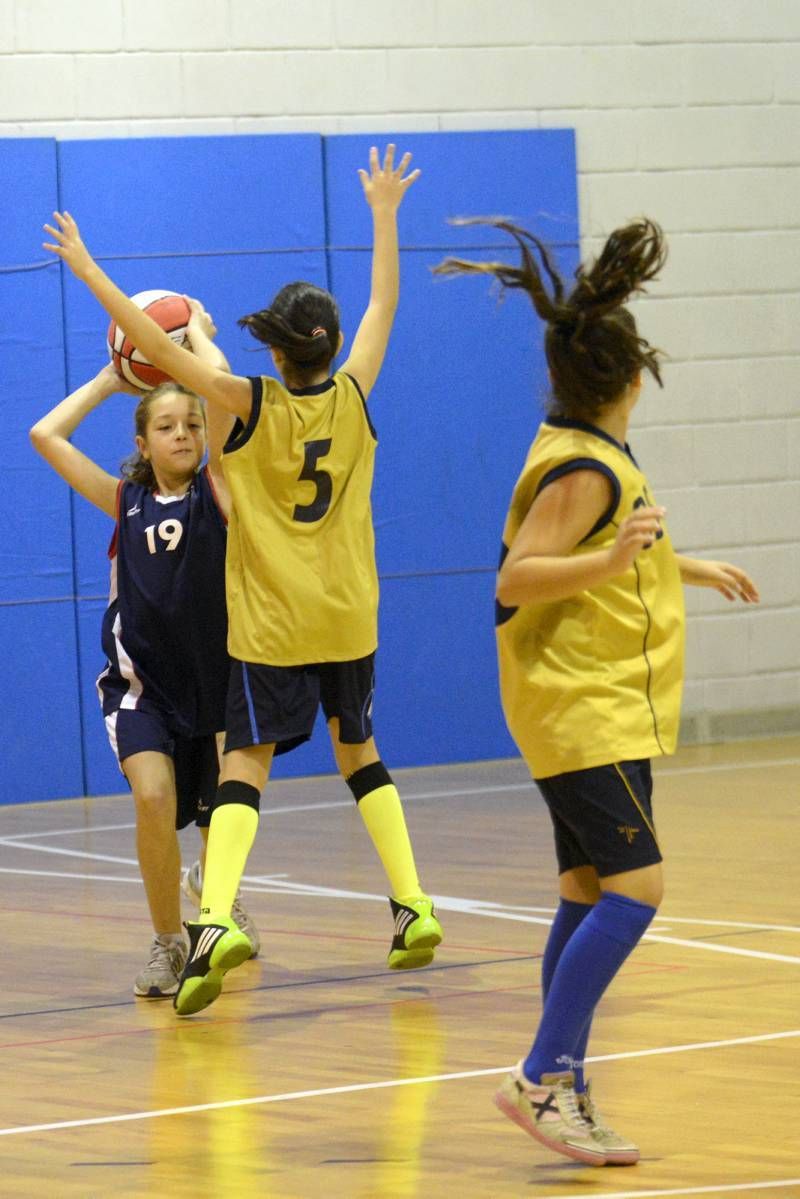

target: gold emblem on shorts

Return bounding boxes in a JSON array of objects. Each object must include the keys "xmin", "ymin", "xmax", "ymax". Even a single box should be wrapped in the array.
[{"xmin": 617, "ymin": 824, "xmax": 640, "ymax": 844}]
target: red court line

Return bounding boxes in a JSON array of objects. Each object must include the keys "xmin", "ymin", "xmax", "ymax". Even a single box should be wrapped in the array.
[
  {"xmin": 4, "ymin": 905, "xmax": 534, "ymax": 956},
  {"xmin": 1, "ymin": 960, "xmax": 687, "ymax": 1053}
]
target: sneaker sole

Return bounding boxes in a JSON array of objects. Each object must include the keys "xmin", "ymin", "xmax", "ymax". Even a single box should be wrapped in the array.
[
  {"xmin": 133, "ymin": 983, "xmax": 179, "ymax": 999},
  {"xmin": 174, "ymin": 938, "xmax": 251, "ymax": 1017},
  {"xmin": 388, "ymin": 922, "xmax": 442, "ymax": 970},
  {"xmin": 598, "ymin": 1145, "xmax": 640, "ymax": 1166},
  {"xmin": 494, "ymin": 1091, "xmax": 608, "ymax": 1166},
  {"xmin": 388, "ymin": 946, "xmax": 436, "ymax": 970}
]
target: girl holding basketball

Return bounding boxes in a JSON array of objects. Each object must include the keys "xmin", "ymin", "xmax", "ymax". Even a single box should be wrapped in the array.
[
  {"xmin": 435, "ymin": 219, "xmax": 758, "ymax": 1166},
  {"xmin": 30, "ymin": 311, "xmax": 259, "ymax": 998},
  {"xmin": 45, "ymin": 144, "xmax": 443, "ymax": 1016}
]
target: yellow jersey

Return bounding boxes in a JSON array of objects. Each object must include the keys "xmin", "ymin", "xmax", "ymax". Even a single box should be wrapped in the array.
[
  {"xmin": 496, "ymin": 417, "xmax": 685, "ymax": 778},
  {"xmin": 222, "ymin": 372, "xmax": 378, "ymax": 666}
]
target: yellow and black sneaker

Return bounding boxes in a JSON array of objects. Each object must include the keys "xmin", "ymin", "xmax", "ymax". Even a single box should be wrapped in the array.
[
  {"xmin": 387, "ymin": 895, "xmax": 443, "ymax": 970},
  {"xmin": 173, "ymin": 919, "xmax": 252, "ymax": 1017}
]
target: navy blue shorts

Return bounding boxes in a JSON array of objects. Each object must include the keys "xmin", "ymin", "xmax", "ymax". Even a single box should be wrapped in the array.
[
  {"xmin": 105, "ymin": 707, "xmax": 218, "ymax": 830},
  {"xmin": 224, "ymin": 654, "xmax": 376, "ymax": 754},
  {"xmin": 535, "ymin": 759, "xmax": 662, "ymax": 879}
]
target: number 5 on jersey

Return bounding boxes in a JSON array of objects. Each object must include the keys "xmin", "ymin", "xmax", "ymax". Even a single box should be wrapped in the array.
[{"xmin": 294, "ymin": 438, "xmax": 333, "ymax": 523}]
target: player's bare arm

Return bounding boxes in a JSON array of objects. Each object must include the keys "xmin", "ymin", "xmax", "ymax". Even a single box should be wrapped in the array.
[
  {"xmin": 675, "ymin": 553, "xmax": 760, "ymax": 603},
  {"xmin": 184, "ymin": 300, "xmax": 234, "ymax": 518},
  {"xmin": 497, "ymin": 469, "xmax": 665, "ymax": 606},
  {"xmin": 29, "ymin": 364, "xmax": 134, "ymax": 518},
  {"xmin": 340, "ymin": 145, "xmax": 420, "ymax": 400}
]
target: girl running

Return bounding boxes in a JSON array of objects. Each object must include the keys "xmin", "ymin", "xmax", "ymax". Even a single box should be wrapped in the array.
[
  {"xmin": 435, "ymin": 218, "xmax": 759, "ymax": 1166},
  {"xmin": 30, "ymin": 312, "xmax": 259, "ymax": 998},
  {"xmin": 44, "ymin": 145, "xmax": 442, "ymax": 1016}
]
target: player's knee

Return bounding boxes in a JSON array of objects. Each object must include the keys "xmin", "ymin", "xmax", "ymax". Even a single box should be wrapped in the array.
[
  {"xmin": 213, "ymin": 779, "xmax": 261, "ymax": 812},
  {"xmin": 133, "ymin": 785, "xmax": 175, "ymax": 821}
]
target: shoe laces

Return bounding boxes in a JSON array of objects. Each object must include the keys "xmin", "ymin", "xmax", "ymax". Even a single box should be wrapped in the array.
[
  {"xmin": 147, "ymin": 937, "xmax": 184, "ymax": 970},
  {"xmin": 553, "ymin": 1079, "xmax": 593, "ymax": 1130}
]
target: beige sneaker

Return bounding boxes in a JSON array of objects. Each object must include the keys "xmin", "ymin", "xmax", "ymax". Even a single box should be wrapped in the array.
[
  {"xmin": 578, "ymin": 1081, "xmax": 640, "ymax": 1165},
  {"xmin": 494, "ymin": 1064, "xmax": 607, "ymax": 1166}
]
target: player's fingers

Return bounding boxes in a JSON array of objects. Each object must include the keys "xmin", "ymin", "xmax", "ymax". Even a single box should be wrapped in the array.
[
  {"xmin": 396, "ymin": 151, "xmax": 412, "ymax": 174},
  {"xmin": 401, "ymin": 167, "xmax": 421, "ymax": 189},
  {"xmin": 368, "ymin": 146, "xmax": 379, "ymax": 174},
  {"xmin": 383, "ymin": 143, "xmax": 396, "ymax": 172}
]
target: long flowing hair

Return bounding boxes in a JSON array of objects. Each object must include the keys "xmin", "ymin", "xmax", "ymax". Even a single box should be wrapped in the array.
[{"xmin": 434, "ymin": 217, "xmax": 667, "ymax": 417}]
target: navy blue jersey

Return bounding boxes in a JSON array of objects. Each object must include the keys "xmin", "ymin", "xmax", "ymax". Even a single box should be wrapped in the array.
[{"xmin": 98, "ymin": 467, "xmax": 229, "ymax": 737}]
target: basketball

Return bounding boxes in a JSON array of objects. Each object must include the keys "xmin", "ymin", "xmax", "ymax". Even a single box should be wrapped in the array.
[{"xmin": 107, "ymin": 289, "xmax": 191, "ymax": 390}]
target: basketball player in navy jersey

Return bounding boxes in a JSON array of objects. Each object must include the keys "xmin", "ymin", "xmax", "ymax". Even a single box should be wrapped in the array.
[
  {"xmin": 30, "ymin": 309, "xmax": 259, "ymax": 997},
  {"xmin": 436, "ymin": 219, "xmax": 759, "ymax": 1166}
]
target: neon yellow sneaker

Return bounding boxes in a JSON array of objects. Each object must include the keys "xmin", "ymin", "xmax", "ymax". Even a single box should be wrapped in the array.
[
  {"xmin": 173, "ymin": 919, "xmax": 252, "ymax": 1016},
  {"xmin": 182, "ymin": 859, "xmax": 261, "ymax": 958},
  {"xmin": 387, "ymin": 896, "xmax": 443, "ymax": 969}
]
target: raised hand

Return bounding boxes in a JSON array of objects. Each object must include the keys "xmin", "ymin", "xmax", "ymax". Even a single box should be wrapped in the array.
[
  {"xmin": 185, "ymin": 297, "xmax": 218, "ymax": 344},
  {"xmin": 43, "ymin": 211, "xmax": 96, "ymax": 280},
  {"xmin": 357, "ymin": 144, "xmax": 420, "ymax": 212}
]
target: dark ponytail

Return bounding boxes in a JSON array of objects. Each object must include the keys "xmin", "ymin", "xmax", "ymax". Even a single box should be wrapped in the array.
[
  {"xmin": 434, "ymin": 217, "xmax": 667, "ymax": 418},
  {"xmin": 238, "ymin": 281, "xmax": 340, "ymax": 374}
]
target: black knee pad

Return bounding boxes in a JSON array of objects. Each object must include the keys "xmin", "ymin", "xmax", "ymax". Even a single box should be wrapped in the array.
[
  {"xmin": 213, "ymin": 779, "xmax": 261, "ymax": 813},
  {"xmin": 346, "ymin": 761, "xmax": 393, "ymax": 804}
]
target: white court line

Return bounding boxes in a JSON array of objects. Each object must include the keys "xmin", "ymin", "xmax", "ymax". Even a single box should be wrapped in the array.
[
  {"xmin": 656, "ymin": 755, "xmax": 800, "ymax": 777},
  {"xmin": 0, "ymin": 866, "xmax": 141, "ymax": 884},
  {"xmin": 0, "ymin": 821, "xmax": 137, "ymax": 841},
  {"xmin": 2, "ymin": 855, "xmax": 799, "ymax": 955},
  {"xmin": 538, "ymin": 1180, "xmax": 800, "ymax": 1198},
  {"xmin": 642, "ymin": 932, "xmax": 800, "ymax": 965},
  {"xmin": 0, "ymin": 838, "xmax": 140, "ymax": 867},
  {"xmin": 3, "ymin": 753, "xmax": 797, "ymax": 837},
  {"xmin": 0, "ymin": 1027, "xmax": 796, "ymax": 1139}
]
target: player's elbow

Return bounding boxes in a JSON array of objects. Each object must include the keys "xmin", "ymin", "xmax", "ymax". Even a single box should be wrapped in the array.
[
  {"xmin": 29, "ymin": 422, "xmax": 48, "ymax": 453},
  {"xmin": 495, "ymin": 569, "xmax": 519, "ymax": 608}
]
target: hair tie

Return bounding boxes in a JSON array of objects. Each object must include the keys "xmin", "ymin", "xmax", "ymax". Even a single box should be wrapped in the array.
[{"xmin": 310, "ymin": 326, "xmax": 326, "ymax": 338}]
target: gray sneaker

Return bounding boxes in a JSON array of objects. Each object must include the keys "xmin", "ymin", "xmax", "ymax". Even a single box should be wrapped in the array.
[
  {"xmin": 578, "ymin": 1081, "xmax": 640, "ymax": 1165},
  {"xmin": 182, "ymin": 859, "xmax": 261, "ymax": 958},
  {"xmin": 134, "ymin": 935, "xmax": 188, "ymax": 998}
]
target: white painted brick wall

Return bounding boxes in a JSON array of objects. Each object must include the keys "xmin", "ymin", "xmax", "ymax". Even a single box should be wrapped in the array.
[{"xmin": 2, "ymin": 0, "xmax": 797, "ymax": 739}]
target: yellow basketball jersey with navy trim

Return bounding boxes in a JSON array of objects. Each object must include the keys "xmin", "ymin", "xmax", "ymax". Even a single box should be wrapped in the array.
[
  {"xmin": 496, "ymin": 417, "xmax": 685, "ymax": 778},
  {"xmin": 222, "ymin": 372, "xmax": 378, "ymax": 666}
]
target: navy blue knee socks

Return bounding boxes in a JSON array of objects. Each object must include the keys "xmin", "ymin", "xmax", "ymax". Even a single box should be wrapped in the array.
[{"xmin": 524, "ymin": 891, "xmax": 656, "ymax": 1085}]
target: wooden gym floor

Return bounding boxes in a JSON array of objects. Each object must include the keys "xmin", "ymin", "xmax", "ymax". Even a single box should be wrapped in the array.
[{"xmin": 1, "ymin": 737, "xmax": 798, "ymax": 1198}]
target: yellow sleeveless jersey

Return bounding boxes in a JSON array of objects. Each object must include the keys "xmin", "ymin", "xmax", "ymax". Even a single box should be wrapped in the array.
[
  {"xmin": 496, "ymin": 416, "xmax": 685, "ymax": 778},
  {"xmin": 222, "ymin": 372, "xmax": 378, "ymax": 666}
]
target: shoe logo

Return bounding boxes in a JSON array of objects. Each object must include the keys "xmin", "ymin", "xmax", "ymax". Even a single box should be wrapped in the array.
[
  {"xmin": 393, "ymin": 906, "xmax": 417, "ymax": 938},
  {"xmin": 190, "ymin": 925, "xmax": 225, "ymax": 962},
  {"xmin": 529, "ymin": 1090, "xmax": 559, "ymax": 1123},
  {"xmin": 126, "ymin": 505, "xmax": 141, "ymax": 516},
  {"xmin": 617, "ymin": 824, "xmax": 640, "ymax": 844}
]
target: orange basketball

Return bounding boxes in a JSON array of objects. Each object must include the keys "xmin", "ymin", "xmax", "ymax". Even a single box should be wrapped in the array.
[{"xmin": 107, "ymin": 290, "xmax": 190, "ymax": 390}]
